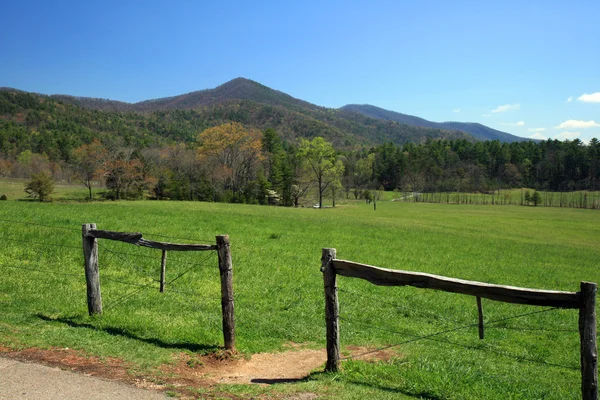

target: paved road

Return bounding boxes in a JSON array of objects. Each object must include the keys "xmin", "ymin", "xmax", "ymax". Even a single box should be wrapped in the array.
[{"xmin": 0, "ymin": 357, "xmax": 169, "ymax": 400}]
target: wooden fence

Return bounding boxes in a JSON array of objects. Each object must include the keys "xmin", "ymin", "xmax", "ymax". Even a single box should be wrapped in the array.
[
  {"xmin": 81, "ymin": 223, "xmax": 235, "ymax": 351},
  {"xmin": 321, "ymin": 248, "xmax": 598, "ymax": 400}
]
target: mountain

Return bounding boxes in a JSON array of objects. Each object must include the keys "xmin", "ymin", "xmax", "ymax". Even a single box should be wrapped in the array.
[
  {"xmin": 134, "ymin": 78, "xmax": 318, "ymax": 112},
  {"xmin": 340, "ymin": 104, "xmax": 529, "ymax": 143},
  {"xmin": 0, "ymin": 78, "xmax": 475, "ymax": 148},
  {"xmin": 49, "ymin": 78, "xmax": 319, "ymax": 113}
]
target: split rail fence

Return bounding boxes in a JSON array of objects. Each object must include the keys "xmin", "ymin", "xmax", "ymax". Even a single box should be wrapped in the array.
[
  {"xmin": 321, "ymin": 248, "xmax": 598, "ymax": 400},
  {"xmin": 81, "ymin": 223, "xmax": 235, "ymax": 351}
]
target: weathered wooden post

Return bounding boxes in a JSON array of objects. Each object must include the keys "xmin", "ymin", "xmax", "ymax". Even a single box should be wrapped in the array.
[
  {"xmin": 216, "ymin": 234, "xmax": 235, "ymax": 351},
  {"xmin": 321, "ymin": 248, "xmax": 340, "ymax": 372},
  {"xmin": 579, "ymin": 281, "xmax": 598, "ymax": 400},
  {"xmin": 160, "ymin": 250, "xmax": 167, "ymax": 293},
  {"xmin": 82, "ymin": 223, "xmax": 102, "ymax": 315}
]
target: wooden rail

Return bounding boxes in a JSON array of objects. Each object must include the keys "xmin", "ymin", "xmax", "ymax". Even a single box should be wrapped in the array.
[
  {"xmin": 87, "ymin": 229, "xmax": 217, "ymax": 251},
  {"xmin": 82, "ymin": 224, "xmax": 235, "ymax": 351},
  {"xmin": 322, "ymin": 249, "xmax": 597, "ymax": 400},
  {"xmin": 333, "ymin": 259, "xmax": 580, "ymax": 308}
]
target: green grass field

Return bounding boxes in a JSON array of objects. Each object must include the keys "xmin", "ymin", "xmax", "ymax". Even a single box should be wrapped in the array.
[
  {"xmin": 399, "ymin": 189, "xmax": 600, "ymax": 209},
  {"xmin": 1, "ymin": 197, "xmax": 599, "ymax": 399},
  {"xmin": 0, "ymin": 178, "xmax": 104, "ymax": 202}
]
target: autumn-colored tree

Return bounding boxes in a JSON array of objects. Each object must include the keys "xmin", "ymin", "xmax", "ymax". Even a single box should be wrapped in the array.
[
  {"xmin": 103, "ymin": 153, "xmax": 150, "ymax": 200},
  {"xmin": 197, "ymin": 123, "xmax": 264, "ymax": 200},
  {"xmin": 73, "ymin": 139, "xmax": 107, "ymax": 200},
  {"xmin": 297, "ymin": 137, "xmax": 344, "ymax": 208},
  {"xmin": 0, "ymin": 158, "xmax": 13, "ymax": 177}
]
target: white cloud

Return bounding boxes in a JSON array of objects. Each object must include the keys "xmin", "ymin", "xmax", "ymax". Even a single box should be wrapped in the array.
[
  {"xmin": 577, "ymin": 92, "xmax": 600, "ymax": 103},
  {"xmin": 502, "ymin": 121, "xmax": 525, "ymax": 126},
  {"xmin": 528, "ymin": 127, "xmax": 546, "ymax": 133},
  {"xmin": 555, "ymin": 131, "xmax": 581, "ymax": 141},
  {"xmin": 567, "ymin": 96, "xmax": 574, "ymax": 103},
  {"xmin": 482, "ymin": 113, "xmax": 491, "ymax": 117},
  {"xmin": 530, "ymin": 132, "xmax": 548, "ymax": 140},
  {"xmin": 491, "ymin": 103, "xmax": 520, "ymax": 113},
  {"xmin": 555, "ymin": 120, "xmax": 600, "ymax": 129},
  {"xmin": 453, "ymin": 108, "xmax": 460, "ymax": 113}
]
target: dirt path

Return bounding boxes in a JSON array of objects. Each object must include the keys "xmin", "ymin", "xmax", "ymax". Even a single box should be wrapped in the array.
[
  {"xmin": 0, "ymin": 345, "xmax": 397, "ymax": 399},
  {"xmin": 0, "ymin": 356, "xmax": 169, "ymax": 400}
]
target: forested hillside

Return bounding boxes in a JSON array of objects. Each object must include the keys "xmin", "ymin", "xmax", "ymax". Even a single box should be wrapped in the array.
[{"xmin": 1, "ymin": 87, "xmax": 598, "ymax": 207}]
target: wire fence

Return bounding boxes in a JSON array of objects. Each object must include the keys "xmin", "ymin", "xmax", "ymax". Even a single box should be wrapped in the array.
[
  {"xmin": 0, "ymin": 218, "xmax": 221, "ymax": 326},
  {"xmin": 336, "ymin": 276, "xmax": 580, "ymax": 370},
  {"xmin": 0, "ymin": 217, "xmax": 586, "ymax": 376}
]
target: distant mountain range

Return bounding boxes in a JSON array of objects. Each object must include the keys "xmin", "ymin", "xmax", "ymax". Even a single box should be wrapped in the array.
[
  {"xmin": 1, "ymin": 78, "xmax": 531, "ymax": 148},
  {"xmin": 340, "ymin": 104, "xmax": 526, "ymax": 143}
]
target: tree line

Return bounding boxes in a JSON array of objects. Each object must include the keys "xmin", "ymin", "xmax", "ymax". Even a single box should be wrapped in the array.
[
  {"xmin": 2, "ymin": 90, "xmax": 599, "ymax": 205},
  {"xmin": 3, "ymin": 118, "xmax": 599, "ymax": 205}
]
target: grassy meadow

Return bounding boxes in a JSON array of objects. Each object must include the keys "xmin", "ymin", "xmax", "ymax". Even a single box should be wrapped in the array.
[
  {"xmin": 1, "ymin": 194, "xmax": 599, "ymax": 399},
  {"xmin": 400, "ymin": 189, "xmax": 600, "ymax": 209}
]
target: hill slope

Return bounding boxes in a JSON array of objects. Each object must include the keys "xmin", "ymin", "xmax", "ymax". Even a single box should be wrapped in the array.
[
  {"xmin": 1, "ymin": 79, "xmax": 475, "ymax": 150},
  {"xmin": 340, "ymin": 104, "xmax": 529, "ymax": 142}
]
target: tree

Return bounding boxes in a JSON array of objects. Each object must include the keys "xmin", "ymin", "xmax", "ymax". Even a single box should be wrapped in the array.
[
  {"xmin": 24, "ymin": 172, "xmax": 54, "ymax": 202},
  {"xmin": 524, "ymin": 190, "xmax": 532, "ymax": 206},
  {"xmin": 353, "ymin": 153, "xmax": 375, "ymax": 198},
  {"xmin": 298, "ymin": 137, "xmax": 344, "ymax": 208},
  {"xmin": 197, "ymin": 123, "xmax": 263, "ymax": 201},
  {"xmin": 531, "ymin": 191, "xmax": 542, "ymax": 206},
  {"xmin": 73, "ymin": 139, "xmax": 107, "ymax": 200},
  {"xmin": 103, "ymin": 151, "xmax": 151, "ymax": 200}
]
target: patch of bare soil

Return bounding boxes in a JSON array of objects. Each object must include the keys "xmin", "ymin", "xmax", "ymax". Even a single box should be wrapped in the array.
[
  {"xmin": 0, "ymin": 343, "xmax": 397, "ymax": 399},
  {"xmin": 173, "ymin": 348, "xmax": 326, "ymax": 385}
]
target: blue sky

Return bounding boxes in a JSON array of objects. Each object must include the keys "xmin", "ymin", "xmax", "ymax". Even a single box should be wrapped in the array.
[{"xmin": 1, "ymin": 0, "xmax": 599, "ymax": 142}]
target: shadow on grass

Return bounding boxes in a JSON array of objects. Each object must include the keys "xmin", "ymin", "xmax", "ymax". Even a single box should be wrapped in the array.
[
  {"xmin": 306, "ymin": 370, "xmax": 443, "ymax": 400},
  {"xmin": 250, "ymin": 378, "xmax": 308, "ymax": 384},
  {"xmin": 347, "ymin": 379, "xmax": 443, "ymax": 400},
  {"xmin": 36, "ymin": 314, "xmax": 219, "ymax": 353}
]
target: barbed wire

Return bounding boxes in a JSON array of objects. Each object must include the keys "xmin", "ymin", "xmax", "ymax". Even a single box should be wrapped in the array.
[
  {"xmin": 2, "ymin": 263, "xmax": 83, "ymax": 279},
  {"xmin": 164, "ymin": 250, "xmax": 216, "ymax": 286},
  {"xmin": 103, "ymin": 281, "xmax": 157, "ymax": 311},
  {"xmin": 425, "ymin": 336, "xmax": 578, "ymax": 370},
  {"xmin": 140, "ymin": 231, "xmax": 217, "ymax": 245},
  {"xmin": 339, "ymin": 299, "xmax": 578, "ymax": 364},
  {"xmin": 338, "ymin": 286, "xmax": 467, "ymax": 326},
  {"xmin": 0, "ymin": 217, "xmax": 81, "ymax": 232},
  {"xmin": 101, "ymin": 275, "xmax": 156, "ymax": 288},
  {"xmin": 96, "ymin": 240, "xmax": 216, "ymax": 268},
  {"xmin": 0, "ymin": 235, "xmax": 82, "ymax": 250}
]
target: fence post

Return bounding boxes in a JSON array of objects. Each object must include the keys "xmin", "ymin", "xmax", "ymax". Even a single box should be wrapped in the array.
[
  {"xmin": 321, "ymin": 248, "xmax": 339, "ymax": 372},
  {"xmin": 160, "ymin": 250, "xmax": 167, "ymax": 293},
  {"xmin": 579, "ymin": 281, "xmax": 598, "ymax": 400},
  {"xmin": 216, "ymin": 234, "xmax": 235, "ymax": 351},
  {"xmin": 82, "ymin": 223, "xmax": 102, "ymax": 316}
]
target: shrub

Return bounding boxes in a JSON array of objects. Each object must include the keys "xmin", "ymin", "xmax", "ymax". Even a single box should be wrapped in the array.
[
  {"xmin": 0, "ymin": 194, "xmax": 7, "ymax": 200},
  {"xmin": 24, "ymin": 172, "xmax": 55, "ymax": 202}
]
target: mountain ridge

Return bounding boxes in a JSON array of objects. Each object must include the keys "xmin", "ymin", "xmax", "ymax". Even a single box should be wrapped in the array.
[
  {"xmin": 340, "ymin": 104, "xmax": 527, "ymax": 143},
  {"xmin": 1, "ymin": 78, "xmax": 530, "ymax": 147}
]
